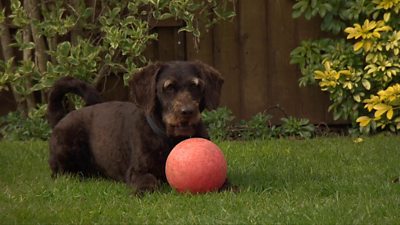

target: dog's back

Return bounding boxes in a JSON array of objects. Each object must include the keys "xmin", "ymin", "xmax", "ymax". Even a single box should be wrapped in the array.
[{"xmin": 50, "ymin": 101, "xmax": 143, "ymax": 180}]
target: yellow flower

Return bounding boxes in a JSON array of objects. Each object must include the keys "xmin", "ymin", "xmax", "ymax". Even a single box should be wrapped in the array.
[
  {"xmin": 314, "ymin": 70, "xmax": 327, "ymax": 80},
  {"xmin": 374, "ymin": 20, "xmax": 392, "ymax": 33},
  {"xmin": 353, "ymin": 137, "xmax": 364, "ymax": 143},
  {"xmin": 319, "ymin": 80, "xmax": 338, "ymax": 88},
  {"xmin": 363, "ymin": 95, "xmax": 381, "ymax": 111},
  {"xmin": 385, "ymin": 31, "xmax": 400, "ymax": 55},
  {"xmin": 362, "ymin": 83, "xmax": 400, "ymax": 128},
  {"xmin": 356, "ymin": 116, "xmax": 372, "ymax": 127},
  {"xmin": 314, "ymin": 61, "xmax": 343, "ymax": 89},
  {"xmin": 353, "ymin": 40, "xmax": 374, "ymax": 52},
  {"xmin": 373, "ymin": 103, "xmax": 393, "ymax": 119},
  {"xmin": 345, "ymin": 20, "xmax": 389, "ymax": 39},
  {"xmin": 374, "ymin": 0, "xmax": 400, "ymax": 10},
  {"xmin": 345, "ymin": 19, "xmax": 392, "ymax": 52},
  {"xmin": 378, "ymin": 83, "xmax": 400, "ymax": 103},
  {"xmin": 338, "ymin": 69, "xmax": 352, "ymax": 77}
]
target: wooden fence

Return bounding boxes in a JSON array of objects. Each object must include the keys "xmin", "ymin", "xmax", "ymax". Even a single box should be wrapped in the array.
[{"xmin": 1, "ymin": 0, "xmax": 342, "ymax": 125}]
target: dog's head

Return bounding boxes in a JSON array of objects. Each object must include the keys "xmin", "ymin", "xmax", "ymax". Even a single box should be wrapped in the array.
[{"xmin": 130, "ymin": 60, "xmax": 224, "ymax": 137}]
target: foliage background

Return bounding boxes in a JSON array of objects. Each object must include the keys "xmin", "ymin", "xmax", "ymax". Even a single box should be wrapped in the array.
[
  {"xmin": 0, "ymin": 0, "xmax": 235, "ymax": 139},
  {"xmin": 0, "ymin": 0, "xmax": 235, "ymax": 113},
  {"xmin": 291, "ymin": 0, "xmax": 400, "ymax": 133}
]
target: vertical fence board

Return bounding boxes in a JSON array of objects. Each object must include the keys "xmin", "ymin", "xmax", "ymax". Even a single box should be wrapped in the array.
[
  {"xmin": 157, "ymin": 27, "xmax": 185, "ymax": 61},
  {"xmin": 186, "ymin": 27, "xmax": 214, "ymax": 65},
  {"xmin": 213, "ymin": 17, "xmax": 241, "ymax": 117},
  {"xmin": 264, "ymin": 0, "xmax": 308, "ymax": 122},
  {"xmin": 0, "ymin": 91, "xmax": 16, "ymax": 116},
  {"xmin": 237, "ymin": 0, "xmax": 268, "ymax": 119}
]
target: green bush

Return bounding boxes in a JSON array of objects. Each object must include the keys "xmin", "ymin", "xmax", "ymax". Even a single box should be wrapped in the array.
[
  {"xmin": 0, "ymin": 0, "xmax": 235, "ymax": 140},
  {"xmin": 0, "ymin": 1, "xmax": 235, "ymax": 110},
  {"xmin": 0, "ymin": 105, "xmax": 50, "ymax": 141},
  {"xmin": 203, "ymin": 108, "xmax": 315, "ymax": 140},
  {"xmin": 239, "ymin": 113, "xmax": 277, "ymax": 140},
  {"xmin": 291, "ymin": 0, "xmax": 400, "ymax": 133},
  {"xmin": 278, "ymin": 117, "xmax": 316, "ymax": 139},
  {"xmin": 202, "ymin": 107, "xmax": 235, "ymax": 140},
  {"xmin": 0, "ymin": 104, "xmax": 316, "ymax": 141}
]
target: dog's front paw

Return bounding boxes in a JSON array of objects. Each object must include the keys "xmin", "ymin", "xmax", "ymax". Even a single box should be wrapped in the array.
[{"xmin": 130, "ymin": 173, "xmax": 160, "ymax": 195}]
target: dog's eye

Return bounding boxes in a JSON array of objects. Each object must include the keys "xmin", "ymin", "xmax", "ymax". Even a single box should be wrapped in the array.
[
  {"xmin": 165, "ymin": 85, "xmax": 176, "ymax": 93},
  {"xmin": 189, "ymin": 83, "xmax": 199, "ymax": 91},
  {"xmin": 163, "ymin": 80, "xmax": 176, "ymax": 93},
  {"xmin": 189, "ymin": 78, "xmax": 203, "ymax": 91}
]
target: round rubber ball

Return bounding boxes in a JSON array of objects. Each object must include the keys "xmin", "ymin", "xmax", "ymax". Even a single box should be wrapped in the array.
[{"xmin": 165, "ymin": 138, "xmax": 227, "ymax": 194}]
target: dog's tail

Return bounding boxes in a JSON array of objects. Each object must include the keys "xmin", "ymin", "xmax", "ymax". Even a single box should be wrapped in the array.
[{"xmin": 47, "ymin": 76, "xmax": 102, "ymax": 128}]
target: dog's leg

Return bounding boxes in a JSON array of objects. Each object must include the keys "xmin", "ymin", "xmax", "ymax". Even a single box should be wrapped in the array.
[
  {"xmin": 125, "ymin": 154, "xmax": 161, "ymax": 195},
  {"xmin": 49, "ymin": 125, "xmax": 95, "ymax": 178},
  {"xmin": 128, "ymin": 173, "xmax": 160, "ymax": 195}
]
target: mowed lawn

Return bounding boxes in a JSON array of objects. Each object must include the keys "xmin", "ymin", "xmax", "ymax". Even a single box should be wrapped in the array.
[{"xmin": 0, "ymin": 136, "xmax": 399, "ymax": 224}]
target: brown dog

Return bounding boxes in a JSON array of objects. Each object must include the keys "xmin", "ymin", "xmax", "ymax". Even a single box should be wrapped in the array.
[{"xmin": 47, "ymin": 60, "xmax": 224, "ymax": 194}]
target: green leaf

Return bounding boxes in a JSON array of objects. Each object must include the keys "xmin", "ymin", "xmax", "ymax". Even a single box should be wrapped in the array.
[
  {"xmin": 353, "ymin": 94, "xmax": 361, "ymax": 102},
  {"xmin": 362, "ymin": 79, "xmax": 371, "ymax": 90},
  {"xmin": 0, "ymin": 9, "xmax": 5, "ymax": 23},
  {"xmin": 384, "ymin": 12, "xmax": 390, "ymax": 22},
  {"xmin": 157, "ymin": 13, "xmax": 174, "ymax": 20},
  {"xmin": 311, "ymin": 0, "xmax": 317, "ymax": 8},
  {"xmin": 292, "ymin": 1, "xmax": 308, "ymax": 18},
  {"xmin": 333, "ymin": 110, "xmax": 343, "ymax": 121},
  {"xmin": 57, "ymin": 42, "xmax": 71, "ymax": 57},
  {"xmin": 112, "ymin": 7, "xmax": 121, "ymax": 17},
  {"xmin": 292, "ymin": 9, "xmax": 303, "ymax": 19}
]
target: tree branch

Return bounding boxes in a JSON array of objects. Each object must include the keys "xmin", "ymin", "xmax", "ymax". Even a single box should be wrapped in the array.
[
  {"xmin": 23, "ymin": 0, "xmax": 36, "ymax": 110},
  {"xmin": 28, "ymin": 0, "xmax": 47, "ymax": 76}
]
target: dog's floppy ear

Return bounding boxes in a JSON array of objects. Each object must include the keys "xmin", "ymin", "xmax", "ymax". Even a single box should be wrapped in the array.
[
  {"xmin": 194, "ymin": 60, "xmax": 224, "ymax": 110},
  {"xmin": 129, "ymin": 62, "xmax": 164, "ymax": 113}
]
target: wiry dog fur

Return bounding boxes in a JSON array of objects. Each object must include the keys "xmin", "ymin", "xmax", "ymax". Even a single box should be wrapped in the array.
[{"xmin": 47, "ymin": 60, "xmax": 224, "ymax": 194}]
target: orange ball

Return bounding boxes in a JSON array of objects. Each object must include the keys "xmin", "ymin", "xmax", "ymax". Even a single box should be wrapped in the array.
[{"xmin": 165, "ymin": 138, "xmax": 227, "ymax": 194}]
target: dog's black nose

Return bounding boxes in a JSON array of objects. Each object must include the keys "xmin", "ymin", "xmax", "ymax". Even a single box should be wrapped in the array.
[{"xmin": 180, "ymin": 106, "xmax": 195, "ymax": 116}]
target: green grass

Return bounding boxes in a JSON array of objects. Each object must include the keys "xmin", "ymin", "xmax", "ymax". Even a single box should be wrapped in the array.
[{"xmin": 1, "ymin": 136, "xmax": 399, "ymax": 224}]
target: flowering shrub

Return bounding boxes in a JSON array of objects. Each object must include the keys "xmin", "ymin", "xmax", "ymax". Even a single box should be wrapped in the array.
[{"xmin": 291, "ymin": 0, "xmax": 400, "ymax": 133}]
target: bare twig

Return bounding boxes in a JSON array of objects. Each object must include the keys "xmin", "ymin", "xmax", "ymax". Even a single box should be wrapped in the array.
[
  {"xmin": 28, "ymin": 0, "xmax": 48, "ymax": 75},
  {"xmin": 263, "ymin": 104, "xmax": 289, "ymax": 118}
]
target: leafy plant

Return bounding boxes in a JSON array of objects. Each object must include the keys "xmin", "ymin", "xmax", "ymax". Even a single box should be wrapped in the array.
[
  {"xmin": 291, "ymin": 0, "xmax": 400, "ymax": 133},
  {"xmin": 357, "ymin": 83, "xmax": 400, "ymax": 132},
  {"xmin": 0, "ymin": 0, "xmax": 235, "ymax": 117},
  {"xmin": 0, "ymin": 104, "xmax": 50, "ymax": 140},
  {"xmin": 203, "ymin": 107, "xmax": 317, "ymax": 140},
  {"xmin": 278, "ymin": 117, "xmax": 316, "ymax": 139},
  {"xmin": 239, "ymin": 113, "xmax": 276, "ymax": 140},
  {"xmin": 292, "ymin": 0, "xmax": 375, "ymax": 34},
  {"xmin": 202, "ymin": 107, "xmax": 235, "ymax": 140}
]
